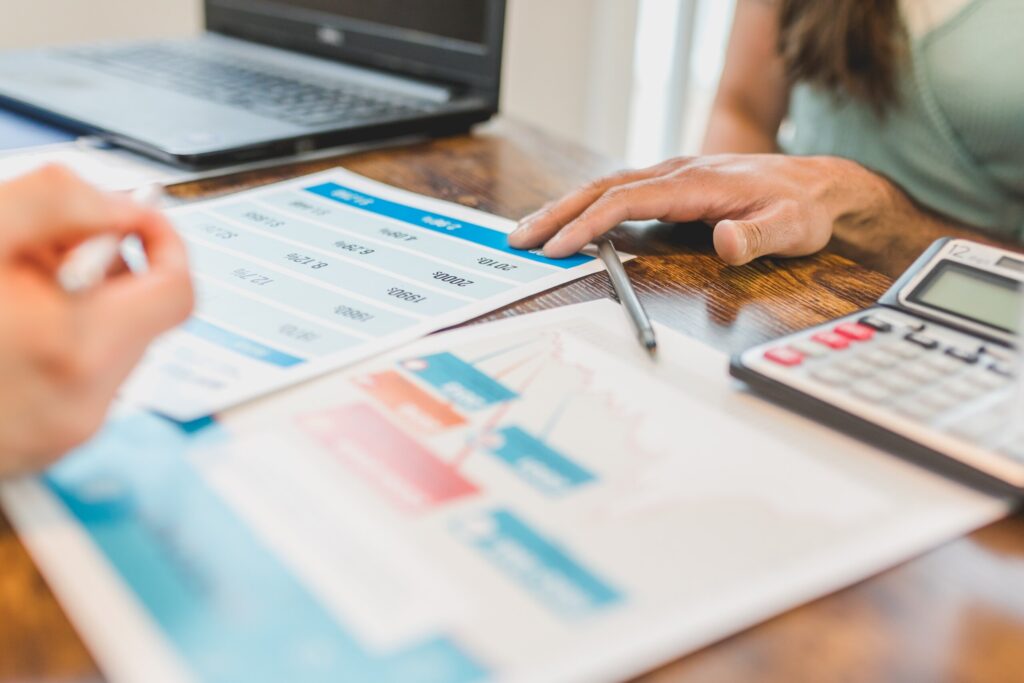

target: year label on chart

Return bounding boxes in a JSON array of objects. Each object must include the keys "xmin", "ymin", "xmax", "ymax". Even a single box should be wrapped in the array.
[
  {"xmin": 387, "ymin": 287, "xmax": 427, "ymax": 304},
  {"xmin": 477, "ymin": 257, "xmax": 518, "ymax": 272}
]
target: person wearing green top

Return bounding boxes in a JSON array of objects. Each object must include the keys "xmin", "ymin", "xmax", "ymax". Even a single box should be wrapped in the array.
[{"xmin": 509, "ymin": 0, "xmax": 1023, "ymax": 272}]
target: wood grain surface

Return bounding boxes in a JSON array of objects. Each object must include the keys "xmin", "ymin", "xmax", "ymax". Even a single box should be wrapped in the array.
[{"xmin": 1, "ymin": 119, "xmax": 1021, "ymax": 683}]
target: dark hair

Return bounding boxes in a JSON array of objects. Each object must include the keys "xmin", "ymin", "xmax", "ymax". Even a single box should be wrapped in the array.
[{"xmin": 777, "ymin": 0, "xmax": 907, "ymax": 113}]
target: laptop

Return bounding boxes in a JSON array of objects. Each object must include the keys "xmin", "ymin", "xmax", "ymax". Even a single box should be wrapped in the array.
[{"xmin": 0, "ymin": 0, "xmax": 506, "ymax": 167}]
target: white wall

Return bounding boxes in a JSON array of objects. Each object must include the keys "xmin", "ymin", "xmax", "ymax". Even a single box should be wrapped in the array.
[{"xmin": 2, "ymin": 1, "xmax": 202, "ymax": 48}]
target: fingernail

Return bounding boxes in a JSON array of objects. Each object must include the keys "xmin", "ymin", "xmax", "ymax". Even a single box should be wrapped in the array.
[
  {"xmin": 510, "ymin": 220, "xmax": 532, "ymax": 238},
  {"xmin": 734, "ymin": 228, "xmax": 748, "ymax": 258}
]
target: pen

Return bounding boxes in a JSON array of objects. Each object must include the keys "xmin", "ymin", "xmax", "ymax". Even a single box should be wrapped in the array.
[
  {"xmin": 597, "ymin": 238, "xmax": 657, "ymax": 356},
  {"xmin": 58, "ymin": 183, "xmax": 165, "ymax": 293}
]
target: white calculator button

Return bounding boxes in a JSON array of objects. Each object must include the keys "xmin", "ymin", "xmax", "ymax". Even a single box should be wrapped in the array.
[
  {"xmin": 888, "ymin": 341, "xmax": 926, "ymax": 360},
  {"xmin": 877, "ymin": 373, "xmax": 923, "ymax": 396},
  {"xmin": 861, "ymin": 348, "xmax": 902, "ymax": 368},
  {"xmin": 939, "ymin": 378, "xmax": 987, "ymax": 401},
  {"xmin": 832, "ymin": 357, "xmax": 877, "ymax": 378},
  {"xmin": 963, "ymin": 368, "xmax": 1011, "ymax": 391},
  {"xmin": 918, "ymin": 392, "xmax": 960, "ymax": 413},
  {"xmin": 850, "ymin": 382, "xmax": 893, "ymax": 403},
  {"xmin": 921, "ymin": 353, "xmax": 965, "ymax": 374},
  {"xmin": 810, "ymin": 366, "xmax": 855, "ymax": 387},
  {"xmin": 897, "ymin": 362, "xmax": 944, "ymax": 385},
  {"xmin": 790, "ymin": 339, "xmax": 829, "ymax": 359}
]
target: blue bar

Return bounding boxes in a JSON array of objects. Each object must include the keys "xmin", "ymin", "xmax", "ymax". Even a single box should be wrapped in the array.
[
  {"xmin": 305, "ymin": 182, "xmax": 594, "ymax": 269},
  {"xmin": 452, "ymin": 509, "xmax": 623, "ymax": 618},
  {"xmin": 183, "ymin": 318, "xmax": 305, "ymax": 368},
  {"xmin": 44, "ymin": 412, "xmax": 488, "ymax": 683},
  {"xmin": 485, "ymin": 426, "xmax": 596, "ymax": 496},
  {"xmin": 0, "ymin": 107, "xmax": 76, "ymax": 151},
  {"xmin": 401, "ymin": 353, "xmax": 517, "ymax": 411}
]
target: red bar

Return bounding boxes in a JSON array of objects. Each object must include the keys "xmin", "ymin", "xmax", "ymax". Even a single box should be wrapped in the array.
[
  {"xmin": 355, "ymin": 370, "xmax": 466, "ymax": 433},
  {"xmin": 297, "ymin": 403, "xmax": 478, "ymax": 511}
]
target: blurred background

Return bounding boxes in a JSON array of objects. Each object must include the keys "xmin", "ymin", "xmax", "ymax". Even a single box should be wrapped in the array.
[{"xmin": 2, "ymin": 0, "xmax": 736, "ymax": 166}]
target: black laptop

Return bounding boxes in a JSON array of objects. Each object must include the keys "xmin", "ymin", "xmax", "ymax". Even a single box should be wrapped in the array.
[{"xmin": 0, "ymin": 1, "xmax": 506, "ymax": 167}]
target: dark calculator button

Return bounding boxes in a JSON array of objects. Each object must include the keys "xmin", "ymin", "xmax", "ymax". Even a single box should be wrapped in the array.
[
  {"xmin": 945, "ymin": 347, "xmax": 982, "ymax": 364},
  {"xmin": 905, "ymin": 332, "xmax": 939, "ymax": 350},
  {"xmin": 858, "ymin": 315, "xmax": 893, "ymax": 333},
  {"xmin": 990, "ymin": 362, "xmax": 1014, "ymax": 378}
]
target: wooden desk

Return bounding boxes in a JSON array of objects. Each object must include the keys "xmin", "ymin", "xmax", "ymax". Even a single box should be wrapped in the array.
[{"xmin": 2, "ymin": 119, "xmax": 1022, "ymax": 683}]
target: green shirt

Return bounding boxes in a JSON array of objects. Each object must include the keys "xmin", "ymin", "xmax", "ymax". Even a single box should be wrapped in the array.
[{"xmin": 783, "ymin": 0, "xmax": 1024, "ymax": 241}]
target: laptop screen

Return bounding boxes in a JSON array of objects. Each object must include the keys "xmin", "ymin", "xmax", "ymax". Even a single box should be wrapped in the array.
[
  {"xmin": 206, "ymin": 0, "xmax": 505, "ymax": 92},
  {"xmin": 277, "ymin": 1, "xmax": 489, "ymax": 50}
]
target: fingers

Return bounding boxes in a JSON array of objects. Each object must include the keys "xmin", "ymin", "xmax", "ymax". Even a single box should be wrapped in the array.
[
  {"xmin": 508, "ymin": 162, "xmax": 677, "ymax": 250},
  {"xmin": 76, "ymin": 211, "xmax": 194, "ymax": 385},
  {"xmin": 540, "ymin": 178, "xmax": 686, "ymax": 258},
  {"xmin": 0, "ymin": 165, "xmax": 146, "ymax": 252}
]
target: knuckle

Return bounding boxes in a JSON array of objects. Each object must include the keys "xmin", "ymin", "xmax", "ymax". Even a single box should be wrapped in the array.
[{"xmin": 34, "ymin": 163, "xmax": 80, "ymax": 189}]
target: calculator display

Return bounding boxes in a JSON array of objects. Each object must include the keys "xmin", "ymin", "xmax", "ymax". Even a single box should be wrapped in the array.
[{"xmin": 909, "ymin": 261, "xmax": 1021, "ymax": 333}]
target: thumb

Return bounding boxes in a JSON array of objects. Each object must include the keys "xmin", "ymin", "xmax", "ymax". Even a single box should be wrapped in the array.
[{"xmin": 712, "ymin": 219, "xmax": 774, "ymax": 266}]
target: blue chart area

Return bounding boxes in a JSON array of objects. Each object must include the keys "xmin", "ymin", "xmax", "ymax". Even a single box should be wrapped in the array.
[
  {"xmin": 44, "ymin": 413, "xmax": 487, "ymax": 683},
  {"xmin": 484, "ymin": 426, "xmax": 595, "ymax": 497},
  {"xmin": 402, "ymin": 352, "xmax": 518, "ymax": 412},
  {"xmin": 452, "ymin": 509, "xmax": 623, "ymax": 619}
]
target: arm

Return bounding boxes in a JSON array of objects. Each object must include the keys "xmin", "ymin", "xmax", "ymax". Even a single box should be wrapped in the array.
[{"xmin": 702, "ymin": 0, "xmax": 789, "ymax": 154}]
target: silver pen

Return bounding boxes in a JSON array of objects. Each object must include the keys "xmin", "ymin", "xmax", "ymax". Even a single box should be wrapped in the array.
[
  {"xmin": 58, "ymin": 183, "xmax": 165, "ymax": 293},
  {"xmin": 597, "ymin": 239, "xmax": 657, "ymax": 356}
]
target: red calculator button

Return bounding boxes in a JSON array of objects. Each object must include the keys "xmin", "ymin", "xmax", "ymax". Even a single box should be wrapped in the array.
[
  {"xmin": 835, "ymin": 322, "xmax": 875, "ymax": 342},
  {"xmin": 812, "ymin": 331, "xmax": 850, "ymax": 350},
  {"xmin": 764, "ymin": 347, "xmax": 804, "ymax": 367}
]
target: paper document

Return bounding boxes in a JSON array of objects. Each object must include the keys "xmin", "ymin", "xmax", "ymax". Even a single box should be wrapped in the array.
[
  {"xmin": 2, "ymin": 300, "xmax": 1009, "ymax": 683},
  {"xmin": 121, "ymin": 168, "xmax": 609, "ymax": 421}
]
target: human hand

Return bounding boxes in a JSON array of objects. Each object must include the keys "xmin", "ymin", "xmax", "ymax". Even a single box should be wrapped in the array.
[
  {"xmin": 0, "ymin": 166, "xmax": 194, "ymax": 475},
  {"xmin": 508, "ymin": 154, "xmax": 893, "ymax": 265}
]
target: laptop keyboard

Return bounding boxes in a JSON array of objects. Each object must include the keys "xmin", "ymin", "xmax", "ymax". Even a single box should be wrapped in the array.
[{"xmin": 61, "ymin": 44, "xmax": 439, "ymax": 128}]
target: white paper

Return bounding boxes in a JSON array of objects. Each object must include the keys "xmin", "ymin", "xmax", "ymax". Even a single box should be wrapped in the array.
[
  {"xmin": 4, "ymin": 300, "xmax": 1008, "ymax": 683},
  {"xmin": 120, "ymin": 167, "xmax": 613, "ymax": 421}
]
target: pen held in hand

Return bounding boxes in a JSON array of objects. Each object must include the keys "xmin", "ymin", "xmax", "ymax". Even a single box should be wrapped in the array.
[{"xmin": 57, "ymin": 183, "xmax": 165, "ymax": 294}]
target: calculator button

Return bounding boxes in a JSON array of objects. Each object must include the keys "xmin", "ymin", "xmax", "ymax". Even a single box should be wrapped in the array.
[
  {"xmin": 877, "ymin": 374, "xmax": 922, "ymax": 396},
  {"xmin": 764, "ymin": 347, "xmax": 804, "ymax": 367},
  {"xmin": 812, "ymin": 331, "xmax": 851, "ymax": 350},
  {"xmin": 990, "ymin": 362, "xmax": 1014, "ymax": 378},
  {"xmin": 904, "ymin": 332, "xmax": 940, "ymax": 350},
  {"xmin": 835, "ymin": 322, "xmax": 875, "ymax": 342},
  {"xmin": 945, "ymin": 347, "xmax": 982, "ymax": 364},
  {"xmin": 921, "ymin": 353, "xmax": 965, "ymax": 374},
  {"xmin": 888, "ymin": 341, "xmax": 926, "ymax": 360},
  {"xmin": 939, "ymin": 378, "xmax": 986, "ymax": 401},
  {"xmin": 790, "ymin": 340, "xmax": 829, "ymax": 359},
  {"xmin": 858, "ymin": 315, "xmax": 893, "ymax": 333},
  {"xmin": 918, "ymin": 392, "xmax": 960, "ymax": 413},
  {"xmin": 850, "ymin": 382, "xmax": 893, "ymax": 403},
  {"xmin": 861, "ymin": 348, "xmax": 901, "ymax": 368},
  {"xmin": 963, "ymin": 369, "xmax": 1010, "ymax": 391},
  {"xmin": 897, "ymin": 362, "xmax": 943, "ymax": 385},
  {"xmin": 833, "ymin": 358, "xmax": 877, "ymax": 378},
  {"xmin": 809, "ymin": 366, "xmax": 854, "ymax": 387}
]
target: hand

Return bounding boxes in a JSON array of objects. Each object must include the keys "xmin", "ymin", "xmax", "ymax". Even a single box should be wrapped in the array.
[
  {"xmin": 508, "ymin": 154, "xmax": 893, "ymax": 265},
  {"xmin": 0, "ymin": 166, "xmax": 194, "ymax": 475}
]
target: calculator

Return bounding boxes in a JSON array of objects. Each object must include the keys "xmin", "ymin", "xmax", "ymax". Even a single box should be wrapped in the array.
[{"xmin": 730, "ymin": 238, "xmax": 1024, "ymax": 495}]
